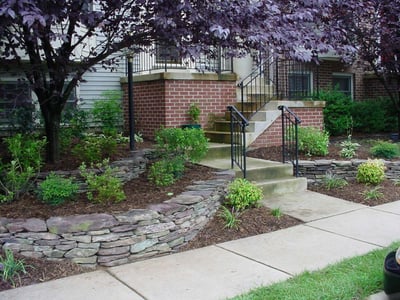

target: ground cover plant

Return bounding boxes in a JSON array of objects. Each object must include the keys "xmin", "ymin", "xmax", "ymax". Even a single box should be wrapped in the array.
[{"xmin": 231, "ymin": 242, "xmax": 400, "ymax": 300}]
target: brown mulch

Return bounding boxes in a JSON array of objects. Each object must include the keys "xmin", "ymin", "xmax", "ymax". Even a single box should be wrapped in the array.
[{"xmin": 1, "ymin": 134, "xmax": 399, "ymax": 291}]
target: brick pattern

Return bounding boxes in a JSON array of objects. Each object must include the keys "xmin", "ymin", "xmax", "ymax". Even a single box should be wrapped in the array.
[
  {"xmin": 122, "ymin": 78, "xmax": 236, "ymax": 139},
  {"xmin": 250, "ymin": 106, "xmax": 324, "ymax": 148}
]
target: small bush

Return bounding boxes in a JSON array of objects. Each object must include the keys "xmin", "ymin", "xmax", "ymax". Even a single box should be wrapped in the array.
[
  {"xmin": 351, "ymin": 100, "xmax": 387, "ymax": 133},
  {"xmin": 322, "ymin": 173, "xmax": 348, "ymax": 190},
  {"xmin": 271, "ymin": 207, "xmax": 283, "ymax": 218},
  {"xmin": 225, "ymin": 178, "xmax": 263, "ymax": 211},
  {"xmin": 362, "ymin": 186, "xmax": 384, "ymax": 201},
  {"xmin": 340, "ymin": 135, "xmax": 360, "ymax": 159},
  {"xmin": 356, "ymin": 159, "xmax": 385, "ymax": 185},
  {"xmin": 92, "ymin": 90, "xmax": 123, "ymax": 136},
  {"xmin": 79, "ymin": 160, "xmax": 126, "ymax": 203},
  {"xmin": 148, "ymin": 157, "xmax": 185, "ymax": 187},
  {"xmin": 318, "ymin": 89, "xmax": 353, "ymax": 136},
  {"xmin": 0, "ymin": 134, "xmax": 46, "ymax": 203},
  {"xmin": 72, "ymin": 134, "xmax": 117, "ymax": 163},
  {"xmin": 219, "ymin": 206, "xmax": 241, "ymax": 229},
  {"xmin": 155, "ymin": 127, "xmax": 209, "ymax": 163},
  {"xmin": 36, "ymin": 173, "xmax": 79, "ymax": 206},
  {"xmin": 0, "ymin": 249, "xmax": 27, "ymax": 287},
  {"xmin": 298, "ymin": 126, "xmax": 329, "ymax": 157},
  {"xmin": 370, "ymin": 141, "xmax": 400, "ymax": 159}
]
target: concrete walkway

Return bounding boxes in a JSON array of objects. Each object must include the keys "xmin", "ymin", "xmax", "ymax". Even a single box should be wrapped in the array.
[{"xmin": 1, "ymin": 191, "xmax": 400, "ymax": 299}]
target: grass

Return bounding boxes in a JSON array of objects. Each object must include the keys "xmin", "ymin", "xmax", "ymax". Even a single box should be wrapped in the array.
[{"xmin": 230, "ymin": 241, "xmax": 400, "ymax": 300}]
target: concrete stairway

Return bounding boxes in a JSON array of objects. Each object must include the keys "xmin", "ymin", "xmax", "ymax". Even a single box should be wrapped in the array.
[
  {"xmin": 205, "ymin": 101, "xmax": 283, "ymax": 147},
  {"xmin": 200, "ymin": 143, "xmax": 307, "ymax": 198}
]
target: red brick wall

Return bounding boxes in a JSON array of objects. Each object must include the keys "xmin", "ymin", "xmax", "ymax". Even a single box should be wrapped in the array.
[
  {"xmin": 250, "ymin": 106, "xmax": 325, "ymax": 148},
  {"xmin": 122, "ymin": 75, "xmax": 236, "ymax": 140}
]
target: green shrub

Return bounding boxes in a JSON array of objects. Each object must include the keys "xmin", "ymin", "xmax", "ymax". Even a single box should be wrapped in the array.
[
  {"xmin": 8, "ymin": 103, "xmax": 39, "ymax": 135},
  {"xmin": 225, "ymin": 178, "xmax": 263, "ymax": 211},
  {"xmin": 72, "ymin": 134, "xmax": 117, "ymax": 163},
  {"xmin": 298, "ymin": 126, "xmax": 329, "ymax": 156},
  {"xmin": 36, "ymin": 173, "xmax": 79, "ymax": 206},
  {"xmin": 356, "ymin": 159, "xmax": 385, "ymax": 185},
  {"xmin": 318, "ymin": 89, "xmax": 353, "ymax": 136},
  {"xmin": 92, "ymin": 90, "xmax": 123, "ymax": 136},
  {"xmin": 155, "ymin": 127, "xmax": 209, "ymax": 163},
  {"xmin": 271, "ymin": 207, "xmax": 283, "ymax": 218},
  {"xmin": 351, "ymin": 100, "xmax": 386, "ymax": 133},
  {"xmin": 148, "ymin": 157, "xmax": 185, "ymax": 187},
  {"xmin": 148, "ymin": 127, "xmax": 208, "ymax": 187},
  {"xmin": 79, "ymin": 160, "xmax": 126, "ymax": 203},
  {"xmin": 370, "ymin": 141, "xmax": 400, "ymax": 159},
  {"xmin": 60, "ymin": 104, "xmax": 89, "ymax": 150},
  {"xmin": 340, "ymin": 135, "xmax": 360, "ymax": 159},
  {"xmin": 0, "ymin": 134, "xmax": 46, "ymax": 203},
  {"xmin": 0, "ymin": 249, "xmax": 27, "ymax": 287}
]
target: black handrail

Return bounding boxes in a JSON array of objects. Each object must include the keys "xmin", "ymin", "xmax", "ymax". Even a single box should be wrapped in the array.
[
  {"xmin": 228, "ymin": 105, "xmax": 249, "ymax": 178},
  {"xmin": 238, "ymin": 54, "xmax": 320, "ymax": 117},
  {"xmin": 278, "ymin": 105, "xmax": 301, "ymax": 177},
  {"xmin": 237, "ymin": 55, "xmax": 275, "ymax": 117}
]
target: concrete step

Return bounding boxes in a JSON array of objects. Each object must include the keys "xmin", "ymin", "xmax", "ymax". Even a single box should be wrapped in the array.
[
  {"xmin": 205, "ymin": 143, "xmax": 231, "ymax": 159},
  {"xmin": 205, "ymin": 131, "xmax": 231, "ymax": 144},
  {"xmin": 213, "ymin": 120, "xmax": 256, "ymax": 132},
  {"xmin": 256, "ymin": 177, "xmax": 308, "ymax": 198}
]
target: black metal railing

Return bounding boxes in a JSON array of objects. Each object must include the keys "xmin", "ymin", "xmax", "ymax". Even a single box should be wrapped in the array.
[
  {"xmin": 278, "ymin": 105, "xmax": 301, "ymax": 177},
  {"xmin": 238, "ymin": 54, "xmax": 319, "ymax": 117},
  {"xmin": 127, "ymin": 44, "xmax": 233, "ymax": 75},
  {"xmin": 228, "ymin": 105, "xmax": 249, "ymax": 178}
]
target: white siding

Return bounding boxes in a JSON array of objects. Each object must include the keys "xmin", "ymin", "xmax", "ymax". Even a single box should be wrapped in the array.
[{"xmin": 79, "ymin": 57, "xmax": 125, "ymax": 110}]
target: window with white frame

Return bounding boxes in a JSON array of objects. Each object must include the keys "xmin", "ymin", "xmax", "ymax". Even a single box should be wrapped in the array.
[
  {"xmin": 288, "ymin": 72, "xmax": 313, "ymax": 99},
  {"xmin": 155, "ymin": 43, "xmax": 181, "ymax": 64},
  {"xmin": 0, "ymin": 80, "xmax": 32, "ymax": 124},
  {"xmin": 332, "ymin": 73, "xmax": 353, "ymax": 98}
]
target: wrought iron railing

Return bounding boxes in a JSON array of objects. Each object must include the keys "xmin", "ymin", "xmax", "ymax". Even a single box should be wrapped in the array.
[
  {"xmin": 278, "ymin": 105, "xmax": 302, "ymax": 177},
  {"xmin": 238, "ymin": 54, "xmax": 319, "ymax": 117},
  {"xmin": 127, "ymin": 44, "xmax": 233, "ymax": 75},
  {"xmin": 228, "ymin": 105, "xmax": 249, "ymax": 178}
]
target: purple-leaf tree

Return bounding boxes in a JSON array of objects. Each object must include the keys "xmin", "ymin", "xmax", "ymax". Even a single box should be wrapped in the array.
[
  {"xmin": 0, "ymin": 0, "xmax": 336, "ymax": 162},
  {"xmin": 323, "ymin": 0, "xmax": 400, "ymax": 135}
]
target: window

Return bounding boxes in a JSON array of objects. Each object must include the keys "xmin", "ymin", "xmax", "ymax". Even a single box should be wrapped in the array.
[
  {"xmin": 155, "ymin": 43, "xmax": 180, "ymax": 64},
  {"xmin": 0, "ymin": 81, "xmax": 32, "ymax": 124},
  {"xmin": 288, "ymin": 72, "xmax": 312, "ymax": 99},
  {"xmin": 332, "ymin": 73, "xmax": 353, "ymax": 98}
]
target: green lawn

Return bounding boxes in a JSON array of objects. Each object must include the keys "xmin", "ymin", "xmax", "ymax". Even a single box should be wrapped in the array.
[{"xmin": 230, "ymin": 242, "xmax": 400, "ymax": 300}]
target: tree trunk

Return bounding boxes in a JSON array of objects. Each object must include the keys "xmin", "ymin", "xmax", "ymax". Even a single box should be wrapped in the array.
[{"xmin": 41, "ymin": 104, "xmax": 62, "ymax": 163}]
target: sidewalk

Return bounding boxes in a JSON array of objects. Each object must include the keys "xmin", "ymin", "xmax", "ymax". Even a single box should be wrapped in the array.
[{"xmin": 1, "ymin": 191, "xmax": 400, "ymax": 300}]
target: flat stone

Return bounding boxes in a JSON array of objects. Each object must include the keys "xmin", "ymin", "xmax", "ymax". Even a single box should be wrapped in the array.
[
  {"xmin": 98, "ymin": 246, "xmax": 130, "ymax": 256},
  {"xmin": 101, "ymin": 236, "xmax": 145, "ymax": 249},
  {"xmin": 115, "ymin": 209, "xmax": 159, "ymax": 224},
  {"xmin": 20, "ymin": 251, "xmax": 44, "ymax": 259},
  {"xmin": 148, "ymin": 203, "xmax": 185, "ymax": 215},
  {"xmin": 97, "ymin": 253, "xmax": 129, "ymax": 263},
  {"xmin": 56, "ymin": 242, "xmax": 77, "ymax": 251},
  {"xmin": 65, "ymin": 248, "xmax": 98, "ymax": 258},
  {"xmin": 43, "ymin": 249, "xmax": 66, "ymax": 258},
  {"xmin": 78, "ymin": 242, "xmax": 100, "ymax": 250},
  {"xmin": 15, "ymin": 232, "xmax": 60, "ymax": 240},
  {"xmin": 99, "ymin": 257, "xmax": 130, "ymax": 267},
  {"xmin": 61, "ymin": 234, "xmax": 92, "ymax": 243},
  {"xmin": 166, "ymin": 195, "xmax": 203, "ymax": 205},
  {"xmin": 110, "ymin": 225, "xmax": 137, "ymax": 233},
  {"xmin": 5, "ymin": 218, "xmax": 47, "ymax": 233},
  {"xmin": 92, "ymin": 233, "xmax": 121, "ymax": 243},
  {"xmin": 47, "ymin": 214, "xmax": 118, "ymax": 234},
  {"xmin": 3, "ymin": 242, "xmax": 33, "ymax": 251},
  {"xmin": 130, "ymin": 239, "xmax": 158, "ymax": 253},
  {"xmin": 168, "ymin": 237, "xmax": 185, "ymax": 248},
  {"xmin": 135, "ymin": 222, "xmax": 176, "ymax": 235}
]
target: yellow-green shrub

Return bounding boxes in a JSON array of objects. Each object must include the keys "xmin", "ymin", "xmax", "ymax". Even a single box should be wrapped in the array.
[{"xmin": 356, "ymin": 159, "xmax": 385, "ymax": 185}]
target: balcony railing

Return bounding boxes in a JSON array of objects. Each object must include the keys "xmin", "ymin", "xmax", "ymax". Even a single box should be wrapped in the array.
[{"xmin": 127, "ymin": 44, "xmax": 233, "ymax": 75}]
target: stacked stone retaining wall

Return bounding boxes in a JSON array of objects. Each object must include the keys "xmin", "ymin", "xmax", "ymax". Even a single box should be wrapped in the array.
[
  {"xmin": 0, "ymin": 148, "xmax": 234, "ymax": 268},
  {"xmin": 299, "ymin": 159, "xmax": 400, "ymax": 183}
]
